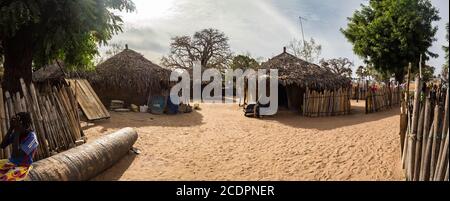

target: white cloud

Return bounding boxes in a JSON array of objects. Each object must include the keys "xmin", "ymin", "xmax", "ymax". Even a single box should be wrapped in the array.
[{"xmin": 106, "ymin": 0, "xmax": 449, "ymax": 75}]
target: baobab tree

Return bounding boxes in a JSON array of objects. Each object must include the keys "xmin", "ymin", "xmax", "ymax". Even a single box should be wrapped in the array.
[
  {"xmin": 161, "ymin": 28, "xmax": 232, "ymax": 70},
  {"xmin": 320, "ymin": 58, "xmax": 354, "ymax": 78}
]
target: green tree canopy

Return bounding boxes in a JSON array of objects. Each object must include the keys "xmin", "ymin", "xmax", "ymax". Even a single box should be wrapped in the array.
[
  {"xmin": 0, "ymin": 0, "xmax": 135, "ymax": 93},
  {"xmin": 421, "ymin": 64, "xmax": 435, "ymax": 82},
  {"xmin": 229, "ymin": 54, "xmax": 260, "ymax": 70},
  {"xmin": 341, "ymin": 0, "xmax": 440, "ymax": 83}
]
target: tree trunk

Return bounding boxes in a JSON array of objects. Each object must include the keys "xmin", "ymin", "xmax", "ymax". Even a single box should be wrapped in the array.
[
  {"xmin": 1, "ymin": 27, "xmax": 33, "ymax": 94},
  {"xmin": 395, "ymin": 71, "xmax": 405, "ymax": 84}
]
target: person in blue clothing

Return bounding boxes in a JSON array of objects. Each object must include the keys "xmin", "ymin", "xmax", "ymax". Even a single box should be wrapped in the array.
[{"xmin": 0, "ymin": 112, "xmax": 39, "ymax": 181}]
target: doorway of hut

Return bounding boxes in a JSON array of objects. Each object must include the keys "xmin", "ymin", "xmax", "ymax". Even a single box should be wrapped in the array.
[{"xmin": 278, "ymin": 84, "xmax": 289, "ymax": 109}]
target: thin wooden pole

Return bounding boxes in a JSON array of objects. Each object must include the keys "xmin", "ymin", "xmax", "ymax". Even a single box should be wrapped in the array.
[
  {"xmin": 429, "ymin": 105, "xmax": 442, "ymax": 180},
  {"xmin": 3, "ymin": 91, "xmax": 14, "ymax": 158},
  {"xmin": 407, "ymin": 75, "xmax": 422, "ymax": 180},
  {"xmin": 420, "ymin": 121, "xmax": 435, "ymax": 181},
  {"xmin": 437, "ymin": 86, "xmax": 449, "ymax": 165},
  {"xmin": 413, "ymin": 104, "xmax": 425, "ymax": 181},
  {"xmin": 434, "ymin": 131, "xmax": 449, "ymax": 181},
  {"xmin": 445, "ymin": 162, "xmax": 449, "ymax": 181},
  {"xmin": 0, "ymin": 87, "xmax": 5, "ymax": 159}
]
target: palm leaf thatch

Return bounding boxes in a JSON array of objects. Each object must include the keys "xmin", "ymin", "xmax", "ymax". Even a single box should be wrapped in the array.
[
  {"xmin": 32, "ymin": 61, "xmax": 66, "ymax": 83},
  {"xmin": 90, "ymin": 49, "xmax": 172, "ymax": 94},
  {"xmin": 261, "ymin": 51, "xmax": 350, "ymax": 90},
  {"xmin": 78, "ymin": 48, "xmax": 172, "ymax": 105}
]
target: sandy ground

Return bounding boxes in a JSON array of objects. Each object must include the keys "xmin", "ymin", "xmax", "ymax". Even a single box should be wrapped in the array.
[{"xmin": 84, "ymin": 100, "xmax": 405, "ymax": 181}]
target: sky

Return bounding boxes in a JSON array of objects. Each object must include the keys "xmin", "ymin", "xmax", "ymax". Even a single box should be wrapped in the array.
[{"xmin": 105, "ymin": 0, "xmax": 450, "ymax": 76}]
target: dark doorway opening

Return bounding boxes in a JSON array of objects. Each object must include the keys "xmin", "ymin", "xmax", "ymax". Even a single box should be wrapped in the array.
[{"xmin": 278, "ymin": 84, "xmax": 288, "ymax": 108}]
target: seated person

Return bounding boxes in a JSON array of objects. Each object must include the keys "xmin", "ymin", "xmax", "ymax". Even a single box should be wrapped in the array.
[{"xmin": 0, "ymin": 112, "xmax": 39, "ymax": 181}]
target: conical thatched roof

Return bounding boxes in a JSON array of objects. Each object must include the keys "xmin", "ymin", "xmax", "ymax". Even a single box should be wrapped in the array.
[
  {"xmin": 261, "ymin": 50, "xmax": 350, "ymax": 89},
  {"xmin": 88, "ymin": 49, "xmax": 172, "ymax": 94},
  {"xmin": 33, "ymin": 61, "xmax": 66, "ymax": 82}
]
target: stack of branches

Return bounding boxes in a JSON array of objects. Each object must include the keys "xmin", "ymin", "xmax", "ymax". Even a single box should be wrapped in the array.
[
  {"xmin": 303, "ymin": 87, "xmax": 351, "ymax": 117},
  {"xmin": 401, "ymin": 76, "xmax": 448, "ymax": 181},
  {"xmin": 0, "ymin": 78, "xmax": 84, "ymax": 161},
  {"xmin": 366, "ymin": 84, "xmax": 401, "ymax": 114}
]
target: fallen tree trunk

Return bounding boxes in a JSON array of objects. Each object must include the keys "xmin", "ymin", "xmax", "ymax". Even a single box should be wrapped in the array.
[{"xmin": 26, "ymin": 128, "xmax": 138, "ymax": 181}]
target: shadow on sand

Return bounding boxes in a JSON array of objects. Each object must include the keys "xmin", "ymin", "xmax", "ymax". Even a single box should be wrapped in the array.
[
  {"xmin": 83, "ymin": 110, "xmax": 205, "ymax": 130},
  {"xmin": 256, "ymin": 102, "xmax": 400, "ymax": 131},
  {"xmin": 91, "ymin": 151, "xmax": 137, "ymax": 181}
]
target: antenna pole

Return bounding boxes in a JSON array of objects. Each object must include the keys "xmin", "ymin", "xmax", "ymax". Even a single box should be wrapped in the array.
[{"xmin": 299, "ymin": 16, "xmax": 307, "ymax": 51}]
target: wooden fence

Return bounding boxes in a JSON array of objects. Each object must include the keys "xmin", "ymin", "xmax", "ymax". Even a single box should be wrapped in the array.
[
  {"xmin": 0, "ymin": 79, "xmax": 84, "ymax": 161},
  {"xmin": 365, "ymin": 85, "xmax": 401, "ymax": 114},
  {"xmin": 401, "ymin": 76, "xmax": 448, "ymax": 181},
  {"xmin": 303, "ymin": 87, "xmax": 351, "ymax": 117},
  {"xmin": 351, "ymin": 81, "xmax": 368, "ymax": 100}
]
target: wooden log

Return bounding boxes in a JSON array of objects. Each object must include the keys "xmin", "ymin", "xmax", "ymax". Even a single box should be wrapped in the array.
[{"xmin": 26, "ymin": 127, "xmax": 138, "ymax": 181}]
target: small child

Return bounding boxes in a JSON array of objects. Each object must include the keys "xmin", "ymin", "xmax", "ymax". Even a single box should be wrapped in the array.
[{"xmin": 0, "ymin": 112, "xmax": 39, "ymax": 181}]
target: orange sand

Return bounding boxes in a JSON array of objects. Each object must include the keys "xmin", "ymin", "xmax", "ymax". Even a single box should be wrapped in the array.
[{"xmin": 84, "ymin": 100, "xmax": 405, "ymax": 181}]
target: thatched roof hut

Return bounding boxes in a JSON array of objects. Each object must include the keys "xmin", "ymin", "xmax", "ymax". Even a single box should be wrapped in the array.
[
  {"xmin": 87, "ymin": 48, "xmax": 172, "ymax": 106},
  {"xmin": 245, "ymin": 48, "xmax": 351, "ymax": 112},
  {"xmin": 260, "ymin": 48, "xmax": 350, "ymax": 90}
]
